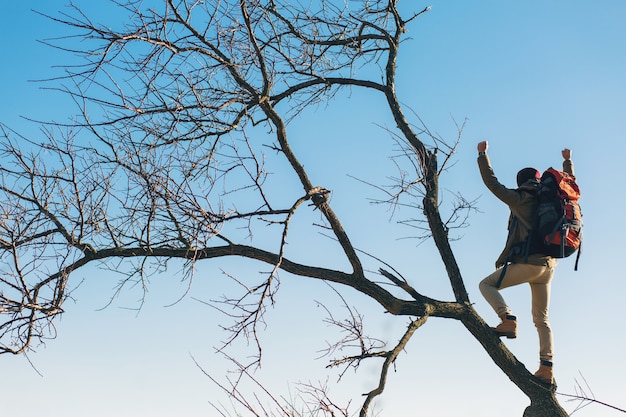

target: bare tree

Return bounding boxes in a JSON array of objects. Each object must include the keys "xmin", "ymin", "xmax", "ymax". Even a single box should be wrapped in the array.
[{"xmin": 0, "ymin": 1, "xmax": 570, "ymax": 416}]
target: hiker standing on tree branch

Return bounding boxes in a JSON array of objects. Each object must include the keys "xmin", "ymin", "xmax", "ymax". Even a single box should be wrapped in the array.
[{"xmin": 476, "ymin": 141, "xmax": 574, "ymax": 386}]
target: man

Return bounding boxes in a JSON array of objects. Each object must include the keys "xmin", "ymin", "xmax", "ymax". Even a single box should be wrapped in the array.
[{"xmin": 476, "ymin": 140, "xmax": 574, "ymax": 385}]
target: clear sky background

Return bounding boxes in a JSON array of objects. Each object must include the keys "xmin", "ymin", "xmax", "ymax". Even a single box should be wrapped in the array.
[{"xmin": 1, "ymin": 1, "xmax": 625, "ymax": 416}]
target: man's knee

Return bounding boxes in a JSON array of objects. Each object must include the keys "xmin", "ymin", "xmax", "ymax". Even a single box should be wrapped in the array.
[{"xmin": 478, "ymin": 278, "xmax": 491, "ymax": 296}]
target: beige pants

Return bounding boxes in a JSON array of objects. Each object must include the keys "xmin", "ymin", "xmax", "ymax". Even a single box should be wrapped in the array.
[{"xmin": 479, "ymin": 261, "xmax": 556, "ymax": 361}]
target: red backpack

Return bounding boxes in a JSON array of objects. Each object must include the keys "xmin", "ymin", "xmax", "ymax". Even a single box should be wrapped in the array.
[{"xmin": 532, "ymin": 167, "xmax": 582, "ymax": 268}]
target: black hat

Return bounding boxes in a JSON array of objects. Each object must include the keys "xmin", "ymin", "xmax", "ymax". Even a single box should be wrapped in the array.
[{"xmin": 516, "ymin": 167, "xmax": 540, "ymax": 187}]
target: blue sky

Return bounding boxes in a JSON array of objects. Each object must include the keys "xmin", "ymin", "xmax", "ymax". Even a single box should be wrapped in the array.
[{"xmin": 1, "ymin": 1, "xmax": 625, "ymax": 416}]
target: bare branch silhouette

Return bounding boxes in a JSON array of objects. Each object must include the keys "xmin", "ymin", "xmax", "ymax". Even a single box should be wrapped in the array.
[{"xmin": 0, "ymin": 1, "xmax": 596, "ymax": 416}]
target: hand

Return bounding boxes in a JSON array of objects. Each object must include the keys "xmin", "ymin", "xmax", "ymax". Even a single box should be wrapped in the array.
[
  {"xmin": 562, "ymin": 148, "xmax": 571, "ymax": 160},
  {"xmin": 477, "ymin": 141, "xmax": 488, "ymax": 153}
]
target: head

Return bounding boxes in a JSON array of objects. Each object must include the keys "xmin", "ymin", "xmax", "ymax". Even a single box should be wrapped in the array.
[{"xmin": 516, "ymin": 167, "xmax": 541, "ymax": 187}]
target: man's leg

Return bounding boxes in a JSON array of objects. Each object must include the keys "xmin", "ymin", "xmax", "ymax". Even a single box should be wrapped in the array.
[
  {"xmin": 479, "ymin": 263, "xmax": 549, "ymax": 339},
  {"xmin": 479, "ymin": 263, "xmax": 546, "ymax": 315},
  {"xmin": 529, "ymin": 265, "xmax": 555, "ymax": 384},
  {"xmin": 530, "ymin": 279, "xmax": 554, "ymax": 362}
]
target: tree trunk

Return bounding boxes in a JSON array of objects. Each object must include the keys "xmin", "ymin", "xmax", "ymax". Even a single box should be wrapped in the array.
[{"xmin": 524, "ymin": 396, "xmax": 569, "ymax": 417}]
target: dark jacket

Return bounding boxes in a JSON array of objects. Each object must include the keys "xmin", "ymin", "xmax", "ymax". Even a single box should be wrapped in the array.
[{"xmin": 478, "ymin": 154, "xmax": 574, "ymax": 268}]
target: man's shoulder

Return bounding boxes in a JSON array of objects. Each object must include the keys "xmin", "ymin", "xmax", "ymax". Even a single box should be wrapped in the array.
[{"xmin": 519, "ymin": 179, "xmax": 540, "ymax": 193}]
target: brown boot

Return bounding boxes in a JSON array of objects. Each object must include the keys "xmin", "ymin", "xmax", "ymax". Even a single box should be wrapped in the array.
[
  {"xmin": 493, "ymin": 314, "xmax": 517, "ymax": 339},
  {"xmin": 534, "ymin": 360, "xmax": 554, "ymax": 385}
]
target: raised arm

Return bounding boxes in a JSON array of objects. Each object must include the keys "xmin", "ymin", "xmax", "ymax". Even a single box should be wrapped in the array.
[
  {"xmin": 477, "ymin": 141, "xmax": 526, "ymax": 206},
  {"xmin": 562, "ymin": 148, "xmax": 574, "ymax": 176}
]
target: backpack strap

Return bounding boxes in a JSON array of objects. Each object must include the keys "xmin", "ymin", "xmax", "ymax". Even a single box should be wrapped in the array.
[
  {"xmin": 496, "ymin": 216, "xmax": 522, "ymax": 288},
  {"xmin": 574, "ymin": 233, "xmax": 582, "ymax": 271},
  {"xmin": 496, "ymin": 262, "xmax": 509, "ymax": 288}
]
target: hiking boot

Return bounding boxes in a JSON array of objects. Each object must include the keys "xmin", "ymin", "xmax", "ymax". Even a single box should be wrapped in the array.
[
  {"xmin": 534, "ymin": 360, "xmax": 555, "ymax": 385},
  {"xmin": 493, "ymin": 314, "xmax": 517, "ymax": 339}
]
